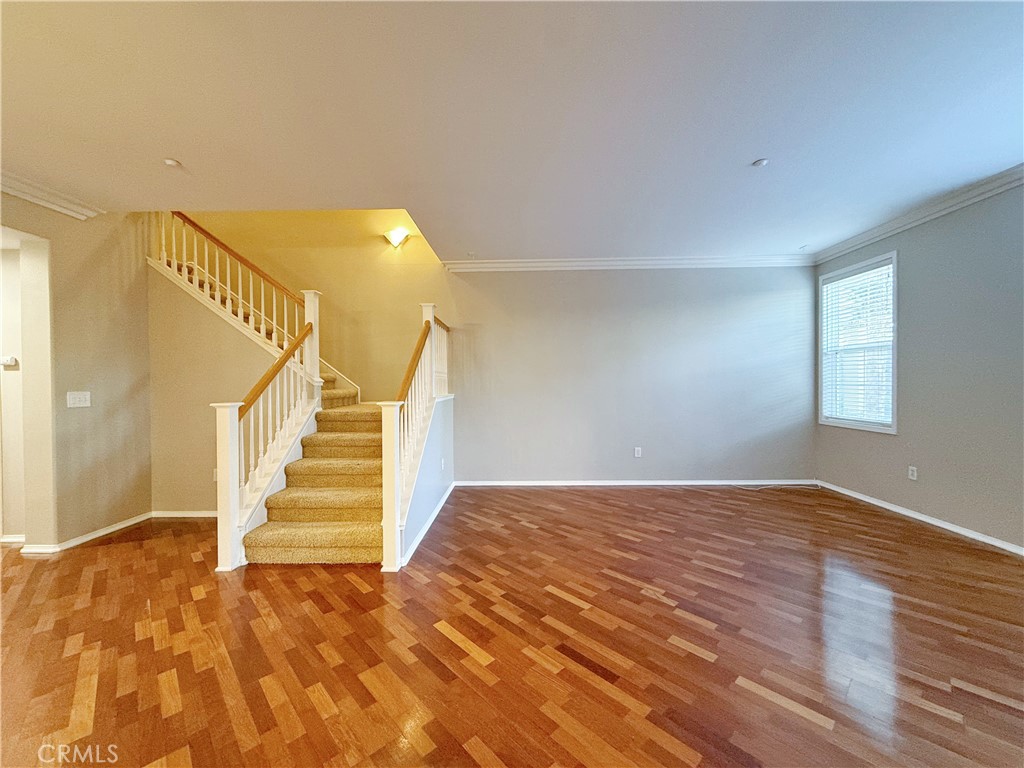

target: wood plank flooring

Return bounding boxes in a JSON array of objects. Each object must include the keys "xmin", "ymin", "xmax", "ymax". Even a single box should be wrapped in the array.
[{"xmin": 2, "ymin": 486, "xmax": 1022, "ymax": 767}]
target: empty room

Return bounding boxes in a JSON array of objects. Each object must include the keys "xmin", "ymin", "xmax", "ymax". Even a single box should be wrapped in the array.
[{"xmin": 1, "ymin": 2, "xmax": 1022, "ymax": 767}]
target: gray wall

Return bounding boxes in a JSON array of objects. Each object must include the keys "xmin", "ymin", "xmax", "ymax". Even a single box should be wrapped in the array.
[
  {"xmin": 450, "ymin": 268, "xmax": 815, "ymax": 481},
  {"xmin": 815, "ymin": 186, "xmax": 1024, "ymax": 546}
]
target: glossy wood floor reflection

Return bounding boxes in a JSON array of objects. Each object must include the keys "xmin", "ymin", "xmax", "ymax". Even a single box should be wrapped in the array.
[{"xmin": 3, "ymin": 487, "xmax": 1023, "ymax": 767}]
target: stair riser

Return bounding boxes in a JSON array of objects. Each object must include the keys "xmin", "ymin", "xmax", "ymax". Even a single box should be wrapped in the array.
[
  {"xmin": 316, "ymin": 420, "xmax": 382, "ymax": 434},
  {"xmin": 287, "ymin": 474, "xmax": 382, "ymax": 488},
  {"xmin": 303, "ymin": 446, "xmax": 382, "ymax": 459},
  {"xmin": 322, "ymin": 395, "xmax": 359, "ymax": 407},
  {"xmin": 268, "ymin": 507, "xmax": 381, "ymax": 523},
  {"xmin": 246, "ymin": 546, "xmax": 382, "ymax": 564},
  {"xmin": 267, "ymin": 492, "xmax": 383, "ymax": 509}
]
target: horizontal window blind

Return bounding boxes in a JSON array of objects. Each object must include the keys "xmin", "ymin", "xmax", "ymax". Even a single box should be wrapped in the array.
[{"xmin": 821, "ymin": 258, "xmax": 895, "ymax": 428}]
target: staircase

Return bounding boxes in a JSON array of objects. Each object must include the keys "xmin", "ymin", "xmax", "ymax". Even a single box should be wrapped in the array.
[
  {"xmin": 147, "ymin": 210, "xmax": 452, "ymax": 572},
  {"xmin": 243, "ymin": 374, "xmax": 386, "ymax": 564}
]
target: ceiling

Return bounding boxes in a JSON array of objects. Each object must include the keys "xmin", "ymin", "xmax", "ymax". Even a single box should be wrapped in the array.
[{"xmin": 2, "ymin": 2, "xmax": 1021, "ymax": 268}]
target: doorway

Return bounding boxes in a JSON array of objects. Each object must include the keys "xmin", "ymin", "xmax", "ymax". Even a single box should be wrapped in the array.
[{"xmin": 0, "ymin": 226, "xmax": 57, "ymax": 549}]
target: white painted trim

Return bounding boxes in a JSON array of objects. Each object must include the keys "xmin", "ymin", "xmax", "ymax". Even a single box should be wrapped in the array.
[
  {"xmin": 454, "ymin": 479, "xmax": 818, "ymax": 487},
  {"xmin": 443, "ymin": 254, "xmax": 814, "ymax": 273},
  {"xmin": 1, "ymin": 172, "xmax": 106, "ymax": 220},
  {"xmin": 1, "ymin": 534, "xmax": 26, "ymax": 545},
  {"xmin": 19, "ymin": 511, "xmax": 152, "ymax": 555},
  {"xmin": 814, "ymin": 164, "xmax": 1024, "ymax": 264},
  {"xmin": 151, "ymin": 511, "xmax": 216, "ymax": 518},
  {"xmin": 20, "ymin": 544, "xmax": 60, "ymax": 555},
  {"xmin": 401, "ymin": 482, "xmax": 455, "ymax": 567},
  {"xmin": 816, "ymin": 481, "xmax": 1024, "ymax": 557}
]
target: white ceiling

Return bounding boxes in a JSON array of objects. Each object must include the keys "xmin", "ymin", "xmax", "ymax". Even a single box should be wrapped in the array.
[{"xmin": 2, "ymin": 2, "xmax": 1021, "ymax": 267}]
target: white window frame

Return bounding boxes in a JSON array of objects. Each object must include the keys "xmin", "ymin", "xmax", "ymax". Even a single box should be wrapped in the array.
[{"xmin": 818, "ymin": 251, "xmax": 898, "ymax": 435}]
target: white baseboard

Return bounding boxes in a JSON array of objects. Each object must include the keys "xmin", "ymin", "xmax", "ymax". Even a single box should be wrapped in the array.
[
  {"xmin": 20, "ymin": 512, "xmax": 152, "ymax": 555},
  {"xmin": 1, "ymin": 534, "xmax": 26, "ymax": 545},
  {"xmin": 17, "ymin": 510, "xmax": 215, "ymax": 555},
  {"xmin": 401, "ymin": 482, "xmax": 455, "ymax": 566},
  {"xmin": 816, "ymin": 481, "xmax": 1024, "ymax": 557},
  {"xmin": 453, "ymin": 479, "xmax": 818, "ymax": 487},
  {"xmin": 151, "ymin": 511, "xmax": 216, "ymax": 518}
]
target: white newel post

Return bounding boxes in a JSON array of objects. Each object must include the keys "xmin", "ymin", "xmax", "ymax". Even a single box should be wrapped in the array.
[
  {"xmin": 379, "ymin": 402, "xmax": 403, "ymax": 572},
  {"xmin": 302, "ymin": 290, "xmax": 323, "ymax": 401},
  {"xmin": 420, "ymin": 303, "xmax": 437, "ymax": 397},
  {"xmin": 212, "ymin": 402, "xmax": 243, "ymax": 572}
]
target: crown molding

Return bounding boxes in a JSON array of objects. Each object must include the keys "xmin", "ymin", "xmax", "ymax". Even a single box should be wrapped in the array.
[
  {"xmin": 0, "ymin": 172, "xmax": 106, "ymax": 221},
  {"xmin": 443, "ymin": 253, "xmax": 814, "ymax": 273},
  {"xmin": 814, "ymin": 163, "xmax": 1024, "ymax": 265}
]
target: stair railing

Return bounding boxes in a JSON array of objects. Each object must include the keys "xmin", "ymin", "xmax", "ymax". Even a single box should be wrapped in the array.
[
  {"xmin": 212, "ymin": 291, "xmax": 322, "ymax": 571},
  {"xmin": 379, "ymin": 303, "xmax": 451, "ymax": 571},
  {"xmin": 150, "ymin": 211, "xmax": 307, "ymax": 350}
]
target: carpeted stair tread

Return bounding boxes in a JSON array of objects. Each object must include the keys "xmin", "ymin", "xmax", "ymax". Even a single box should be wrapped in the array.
[
  {"xmin": 303, "ymin": 432, "xmax": 382, "ymax": 447},
  {"xmin": 316, "ymin": 403, "xmax": 381, "ymax": 420},
  {"xmin": 286, "ymin": 458, "xmax": 381, "ymax": 475},
  {"xmin": 268, "ymin": 506, "xmax": 382, "ymax": 523},
  {"xmin": 243, "ymin": 521, "xmax": 382, "ymax": 563},
  {"xmin": 316, "ymin": 403, "xmax": 381, "ymax": 432},
  {"xmin": 284, "ymin": 458, "xmax": 382, "ymax": 487},
  {"xmin": 266, "ymin": 487, "xmax": 382, "ymax": 509},
  {"xmin": 322, "ymin": 388, "xmax": 360, "ymax": 407}
]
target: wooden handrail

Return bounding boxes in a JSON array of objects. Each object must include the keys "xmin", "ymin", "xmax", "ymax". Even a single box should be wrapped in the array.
[
  {"xmin": 434, "ymin": 316, "xmax": 451, "ymax": 333},
  {"xmin": 171, "ymin": 211, "xmax": 305, "ymax": 307},
  {"xmin": 239, "ymin": 323, "xmax": 312, "ymax": 418},
  {"xmin": 396, "ymin": 321, "xmax": 432, "ymax": 402}
]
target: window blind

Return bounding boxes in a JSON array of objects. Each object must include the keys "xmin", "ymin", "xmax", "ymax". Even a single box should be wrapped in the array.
[{"xmin": 820, "ymin": 258, "xmax": 895, "ymax": 429}]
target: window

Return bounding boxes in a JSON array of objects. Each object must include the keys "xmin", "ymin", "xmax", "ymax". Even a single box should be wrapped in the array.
[{"xmin": 819, "ymin": 252, "xmax": 896, "ymax": 433}]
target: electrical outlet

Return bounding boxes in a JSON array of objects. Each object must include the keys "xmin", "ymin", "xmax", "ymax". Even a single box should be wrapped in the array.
[
  {"xmin": 441, "ymin": 458, "xmax": 445, "ymax": 471},
  {"xmin": 908, "ymin": 466, "xmax": 918, "ymax": 481},
  {"xmin": 634, "ymin": 447, "xmax": 642, "ymax": 458},
  {"xmin": 213, "ymin": 468, "xmax": 218, "ymax": 483},
  {"xmin": 66, "ymin": 391, "xmax": 91, "ymax": 408}
]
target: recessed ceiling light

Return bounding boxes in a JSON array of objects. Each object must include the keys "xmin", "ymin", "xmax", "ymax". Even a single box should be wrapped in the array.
[
  {"xmin": 384, "ymin": 227, "xmax": 411, "ymax": 248},
  {"xmin": 163, "ymin": 158, "xmax": 182, "ymax": 167},
  {"xmin": 751, "ymin": 158, "xmax": 769, "ymax": 167}
]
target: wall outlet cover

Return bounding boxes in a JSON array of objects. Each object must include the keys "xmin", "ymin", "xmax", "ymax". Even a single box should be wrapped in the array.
[{"xmin": 67, "ymin": 391, "xmax": 91, "ymax": 408}]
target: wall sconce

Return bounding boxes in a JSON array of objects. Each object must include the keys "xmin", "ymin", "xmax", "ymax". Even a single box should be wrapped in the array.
[{"xmin": 384, "ymin": 227, "xmax": 411, "ymax": 248}]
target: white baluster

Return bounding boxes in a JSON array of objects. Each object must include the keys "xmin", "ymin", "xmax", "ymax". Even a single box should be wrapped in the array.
[
  {"xmin": 214, "ymin": 246, "xmax": 221, "ymax": 304},
  {"xmin": 272, "ymin": 288, "xmax": 278, "ymax": 346},
  {"xmin": 171, "ymin": 216, "xmax": 178, "ymax": 271},
  {"xmin": 203, "ymin": 240, "xmax": 209, "ymax": 297},
  {"xmin": 248, "ymin": 271, "xmax": 255, "ymax": 330},
  {"xmin": 160, "ymin": 212, "xmax": 167, "ymax": 262},
  {"xmin": 260, "ymin": 281, "xmax": 266, "ymax": 338}
]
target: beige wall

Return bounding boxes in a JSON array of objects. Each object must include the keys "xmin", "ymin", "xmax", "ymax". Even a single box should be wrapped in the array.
[
  {"xmin": 187, "ymin": 210, "xmax": 816, "ymax": 482},
  {"xmin": 0, "ymin": 195, "xmax": 152, "ymax": 543},
  {"xmin": 815, "ymin": 186, "xmax": 1024, "ymax": 546},
  {"xmin": 190, "ymin": 209, "xmax": 449, "ymax": 401},
  {"xmin": 148, "ymin": 270, "xmax": 274, "ymax": 511}
]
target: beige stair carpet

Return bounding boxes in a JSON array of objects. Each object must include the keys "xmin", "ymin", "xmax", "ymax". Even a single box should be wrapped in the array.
[{"xmin": 243, "ymin": 372, "xmax": 384, "ymax": 565}]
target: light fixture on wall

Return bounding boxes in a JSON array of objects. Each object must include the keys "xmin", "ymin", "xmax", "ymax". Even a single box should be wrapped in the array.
[{"xmin": 384, "ymin": 227, "xmax": 411, "ymax": 248}]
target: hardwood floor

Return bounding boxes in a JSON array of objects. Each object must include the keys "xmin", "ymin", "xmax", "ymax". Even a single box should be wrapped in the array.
[{"xmin": 2, "ymin": 486, "xmax": 1022, "ymax": 767}]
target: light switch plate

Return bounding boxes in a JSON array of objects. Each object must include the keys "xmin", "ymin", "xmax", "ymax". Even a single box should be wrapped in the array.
[{"xmin": 67, "ymin": 391, "xmax": 91, "ymax": 408}]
